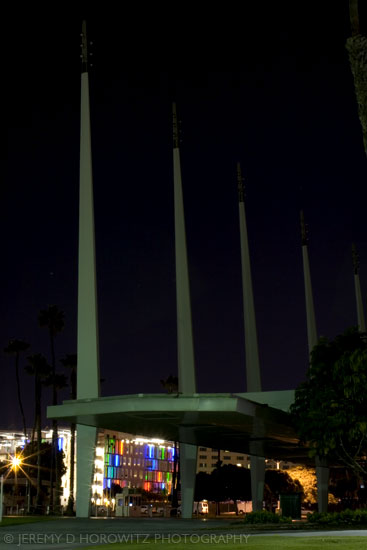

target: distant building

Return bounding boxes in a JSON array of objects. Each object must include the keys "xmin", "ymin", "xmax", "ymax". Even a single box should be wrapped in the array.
[
  {"xmin": 0, "ymin": 428, "xmax": 293, "ymax": 511},
  {"xmin": 92, "ymin": 429, "xmax": 177, "ymax": 504},
  {"xmin": 196, "ymin": 446, "xmax": 292, "ymax": 473}
]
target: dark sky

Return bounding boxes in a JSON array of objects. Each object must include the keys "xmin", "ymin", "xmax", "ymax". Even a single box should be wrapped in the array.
[{"xmin": 2, "ymin": 3, "xmax": 367, "ymax": 430}]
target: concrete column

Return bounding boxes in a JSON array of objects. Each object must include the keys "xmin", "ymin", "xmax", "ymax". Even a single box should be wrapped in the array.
[
  {"xmin": 315, "ymin": 456, "xmax": 329, "ymax": 513},
  {"xmin": 173, "ymin": 104, "xmax": 196, "ymax": 395},
  {"xmin": 76, "ymin": 23, "xmax": 100, "ymax": 518},
  {"xmin": 300, "ymin": 212, "xmax": 318, "ymax": 354},
  {"xmin": 237, "ymin": 164, "xmax": 261, "ymax": 392},
  {"xmin": 250, "ymin": 455, "xmax": 265, "ymax": 512},
  {"xmin": 172, "ymin": 103, "xmax": 197, "ymax": 518},
  {"xmin": 237, "ymin": 164, "xmax": 264, "ymax": 510},
  {"xmin": 76, "ymin": 425, "xmax": 97, "ymax": 518},
  {"xmin": 77, "ymin": 70, "xmax": 100, "ymax": 401},
  {"xmin": 180, "ymin": 443, "xmax": 197, "ymax": 518}
]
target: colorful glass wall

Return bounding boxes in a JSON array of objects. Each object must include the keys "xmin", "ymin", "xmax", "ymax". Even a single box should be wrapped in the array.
[{"xmin": 102, "ymin": 435, "xmax": 177, "ymax": 494}]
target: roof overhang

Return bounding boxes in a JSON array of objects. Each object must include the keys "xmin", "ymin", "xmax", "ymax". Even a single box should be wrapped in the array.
[{"xmin": 48, "ymin": 390, "xmax": 311, "ymax": 463}]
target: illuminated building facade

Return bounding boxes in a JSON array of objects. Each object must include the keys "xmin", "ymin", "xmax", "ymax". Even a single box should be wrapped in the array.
[
  {"xmin": 91, "ymin": 430, "xmax": 177, "ymax": 502},
  {"xmin": 0, "ymin": 428, "xmax": 72, "ymax": 509}
]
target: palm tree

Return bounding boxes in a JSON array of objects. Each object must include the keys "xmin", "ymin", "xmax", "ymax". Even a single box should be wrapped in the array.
[
  {"xmin": 43, "ymin": 372, "xmax": 68, "ymax": 509},
  {"xmin": 38, "ymin": 305, "xmax": 65, "ymax": 511},
  {"xmin": 60, "ymin": 353, "xmax": 77, "ymax": 515},
  {"xmin": 4, "ymin": 339, "xmax": 30, "ymax": 440},
  {"xmin": 25, "ymin": 354, "xmax": 51, "ymax": 509}
]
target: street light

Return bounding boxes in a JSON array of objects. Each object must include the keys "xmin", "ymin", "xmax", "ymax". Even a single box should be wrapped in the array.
[{"xmin": 11, "ymin": 456, "xmax": 22, "ymax": 471}]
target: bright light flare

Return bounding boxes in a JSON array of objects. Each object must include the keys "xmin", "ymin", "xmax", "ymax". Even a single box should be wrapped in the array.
[{"xmin": 12, "ymin": 456, "xmax": 22, "ymax": 470}]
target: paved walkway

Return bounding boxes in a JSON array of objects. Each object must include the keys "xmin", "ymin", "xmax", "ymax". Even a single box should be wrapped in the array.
[{"xmin": 0, "ymin": 518, "xmax": 366, "ymax": 549}]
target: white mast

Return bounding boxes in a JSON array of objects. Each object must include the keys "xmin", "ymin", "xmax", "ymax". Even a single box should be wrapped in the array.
[
  {"xmin": 237, "ymin": 163, "xmax": 261, "ymax": 392},
  {"xmin": 237, "ymin": 163, "xmax": 264, "ymax": 512},
  {"xmin": 172, "ymin": 103, "xmax": 197, "ymax": 520},
  {"xmin": 173, "ymin": 103, "xmax": 196, "ymax": 394},
  {"xmin": 300, "ymin": 211, "xmax": 317, "ymax": 354},
  {"xmin": 76, "ymin": 20, "xmax": 99, "ymax": 518}
]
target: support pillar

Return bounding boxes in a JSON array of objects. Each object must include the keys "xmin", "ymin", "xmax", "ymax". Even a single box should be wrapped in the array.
[
  {"xmin": 250, "ymin": 455, "xmax": 265, "ymax": 512},
  {"xmin": 237, "ymin": 164, "xmax": 264, "ymax": 511},
  {"xmin": 76, "ymin": 425, "xmax": 97, "ymax": 518},
  {"xmin": 180, "ymin": 442, "xmax": 197, "ymax": 518},
  {"xmin": 300, "ymin": 211, "xmax": 318, "ymax": 354},
  {"xmin": 76, "ymin": 22, "xmax": 100, "ymax": 518},
  {"xmin": 316, "ymin": 456, "xmax": 329, "ymax": 513},
  {"xmin": 172, "ymin": 103, "xmax": 197, "ymax": 519}
]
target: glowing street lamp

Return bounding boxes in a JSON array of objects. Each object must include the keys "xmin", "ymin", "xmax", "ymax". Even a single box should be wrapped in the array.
[{"xmin": 11, "ymin": 456, "xmax": 22, "ymax": 471}]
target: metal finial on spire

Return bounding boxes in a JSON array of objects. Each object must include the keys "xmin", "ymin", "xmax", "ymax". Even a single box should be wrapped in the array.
[
  {"xmin": 237, "ymin": 162, "xmax": 244, "ymax": 203},
  {"xmin": 172, "ymin": 102, "xmax": 179, "ymax": 148},
  {"xmin": 300, "ymin": 210, "xmax": 308, "ymax": 245},
  {"xmin": 352, "ymin": 243, "xmax": 359, "ymax": 275},
  {"xmin": 80, "ymin": 20, "xmax": 88, "ymax": 73}
]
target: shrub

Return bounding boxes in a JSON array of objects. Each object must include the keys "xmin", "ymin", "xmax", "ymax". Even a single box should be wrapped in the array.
[
  {"xmin": 307, "ymin": 509, "xmax": 367, "ymax": 525},
  {"xmin": 243, "ymin": 511, "xmax": 291, "ymax": 524}
]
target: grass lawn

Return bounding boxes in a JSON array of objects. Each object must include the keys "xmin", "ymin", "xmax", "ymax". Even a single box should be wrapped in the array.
[
  {"xmin": 84, "ymin": 537, "xmax": 367, "ymax": 549},
  {"xmin": 0, "ymin": 516, "xmax": 64, "ymax": 527}
]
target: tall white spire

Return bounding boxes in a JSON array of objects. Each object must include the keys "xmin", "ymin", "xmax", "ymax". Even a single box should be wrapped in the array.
[
  {"xmin": 172, "ymin": 103, "xmax": 197, "ymax": 521},
  {"xmin": 77, "ymin": 20, "xmax": 100, "ymax": 399},
  {"xmin": 237, "ymin": 163, "xmax": 264, "ymax": 512},
  {"xmin": 76, "ymin": 20, "xmax": 99, "ymax": 519},
  {"xmin": 173, "ymin": 102, "xmax": 196, "ymax": 394},
  {"xmin": 300, "ymin": 211, "xmax": 318, "ymax": 354},
  {"xmin": 352, "ymin": 244, "xmax": 366, "ymax": 332},
  {"xmin": 237, "ymin": 163, "xmax": 261, "ymax": 392}
]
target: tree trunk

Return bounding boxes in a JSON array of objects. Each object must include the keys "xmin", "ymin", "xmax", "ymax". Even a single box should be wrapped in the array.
[
  {"xmin": 15, "ymin": 352, "xmax": 27, "ymax": 441},
  {"xmin": 49, "ymin": 331, "xmax": 59, "ymax": 511},
  {"xmin": 35, "ymin": 372, "xmax": 42, "ymax": 511},
  {"xmin": 349, "ymin": 0, "xmax": 360, "ymax": 36}
]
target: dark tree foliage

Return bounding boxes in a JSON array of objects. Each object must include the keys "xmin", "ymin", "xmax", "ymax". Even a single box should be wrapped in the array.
[
  {"xmin": 20, "ymin": 441, "xmax": 66, "ymax": 482},
  {"xmin": 1, "ymin": 442, "xmax": 66, "ymax": 508},
  {"xmin": 290, "ymin": 327, "xmax": 367, "ymax": 477},
  {"xmin": 265, "ymin": 469, "xmax": 303, "ymax": 500},
  {"xmin": 198, "ymin": 464, "xmax": 251, "ymax": 513},
  {"xmin": 195, "ymin": 471, "xmax": 212, "ymax": 502}
]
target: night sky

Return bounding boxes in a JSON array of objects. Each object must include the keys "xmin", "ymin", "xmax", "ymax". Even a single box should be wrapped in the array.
[{"xmin": 2, "ymin": 3, "xmax": 367, "ymax": 431}]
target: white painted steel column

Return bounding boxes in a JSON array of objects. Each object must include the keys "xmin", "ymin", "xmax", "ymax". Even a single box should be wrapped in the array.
[
  {"xmin": 237, "ymin": 163, "xmax": 264, "ymax": 511},
  {"xmin": 237, "ymin": 163, "xmax": 261, "ymax": 392},
  {"xmin": 301, "ymin": 213, "xmax": 329, "ymax": 511},
  {"xmin": 300, "ymin": 211, "xmax": 318, "ymax": 353},
  {"xmin": 76, "ymin": 21, "xmax": 99, "ymax": 518},
  {"xmin": 173, "ymin": 103, "xmax": 197, "ymax": 518}
]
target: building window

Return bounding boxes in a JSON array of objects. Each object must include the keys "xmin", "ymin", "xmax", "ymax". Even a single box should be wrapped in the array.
[
  {"xmin": 237, "ymin": 456, "xmax": 244, "ymax": 460},
  {"xmin": 199, "ymin": 455, "xmax": 207, "ymax": 459},
  {"xmin": 199, "ymin": 463, "xmax": 207, "ymax": 468},
  {"xmin": 199, "ymin": 447, "xmax": 207, "ymax": 451},
  {"xmin": 223, "ymin": 456, "xmax": 230, "ymax": 460}
]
